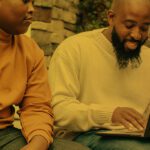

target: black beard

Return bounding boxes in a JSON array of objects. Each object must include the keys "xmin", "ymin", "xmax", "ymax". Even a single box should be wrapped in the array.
[{"xmin": 111, "ymin": 28, "xmax": 146, "ymax": 69}]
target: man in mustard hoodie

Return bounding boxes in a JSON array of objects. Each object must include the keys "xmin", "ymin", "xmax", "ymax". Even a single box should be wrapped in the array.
[
  {"xmin": 0, "ymin": 0, "xmax": 90, "ymax": 150},
  {"xmin": 49, "ymin": 0, "xmax": 150, "ymax": 149}
]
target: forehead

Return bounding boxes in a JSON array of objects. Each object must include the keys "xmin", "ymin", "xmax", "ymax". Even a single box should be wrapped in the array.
[{"xmin": 117, "ymin": 1, "xmax": 150, "ymax": 22}]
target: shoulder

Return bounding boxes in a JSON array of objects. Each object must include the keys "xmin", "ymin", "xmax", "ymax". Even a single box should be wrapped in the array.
[
  {"xmin": 55, "ymin": 29, "xmax": 102, "ymax": 55},
  {"xmin": 141, "ymin": 45, "xmax": 150, "ymax": 53},
  {"xmin": 142, "ymin": 45, "xmax": 150, "ymax": 50},
  {"xmin": 62, "ymin": 29, "xmax": 101, "ymax": 44},
  {"xmin": 141, "ymin": 45, "xmax": 150, "ymax": 59}
]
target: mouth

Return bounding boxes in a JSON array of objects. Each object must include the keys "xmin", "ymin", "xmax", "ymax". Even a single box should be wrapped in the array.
[
  {"xmin": 23, "ymin": 17, "xmax": 33, "ymax": 23},
  {"xmin": 124, "ymin": 41, "xmax": 139, "ymax": 51}
]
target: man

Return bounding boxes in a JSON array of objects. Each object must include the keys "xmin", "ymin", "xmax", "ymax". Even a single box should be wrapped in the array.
[
  {"xmin": 0, "ymin": 0, "xmax": 90, "ymax": 150},
  {"xmin": 49, "ymin": 0, "xmax": 150, "ymax": 149}
]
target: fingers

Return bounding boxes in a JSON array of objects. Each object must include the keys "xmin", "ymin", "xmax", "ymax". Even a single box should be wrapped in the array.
[
  {"xmin": 119, "ymin": 117, "xmax": 131, "ymax": 129},
  {"xmin": 112, "ymin": 107, "xmax": 146, "ymax": 130},
  {"xmin": 121, "ymin": 111, "xmax": 144, "ymax": 130},
  {"xmin": 126, "ymin": 108, "xmax": 146, "ymax": 129}
]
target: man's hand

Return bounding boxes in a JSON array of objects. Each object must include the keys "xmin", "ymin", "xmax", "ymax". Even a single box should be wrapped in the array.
[
  {"xmin": 20, "ymin": 135, "xmax": 49, "ymax": 150},
  {"xmin": 112, "ymin": 107, "xmax": 146, "ymax": 130}
]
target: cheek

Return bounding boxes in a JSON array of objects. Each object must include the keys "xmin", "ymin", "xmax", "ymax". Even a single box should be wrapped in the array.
[
  {"xmin": 10, "ymin": 4, "xmax": 28, "ymax": 20},
  {"xmin": 116, "ymin": 28, "xmax": 129, "ymax": 41},
  {"xmin": 14, "ymin": 9, "xmax": 27, "ymax": 20},
  {"xmin": 142, "ymin": 34, "xmax": 148, "ymax": 41}
]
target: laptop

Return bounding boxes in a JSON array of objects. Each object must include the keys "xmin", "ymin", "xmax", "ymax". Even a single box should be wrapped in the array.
[{"xmin": 96, "ymin": 115, "xmax": 150, "ymax": 138}]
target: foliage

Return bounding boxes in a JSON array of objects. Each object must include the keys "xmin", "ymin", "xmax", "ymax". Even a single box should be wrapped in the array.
[{"xmin": 77, "ymin": 0, "xmax": 112, "ymax": 32}]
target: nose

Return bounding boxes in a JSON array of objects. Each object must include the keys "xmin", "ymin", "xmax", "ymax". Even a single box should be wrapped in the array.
[
  {"xmin": 27, "ymin": 1, "xmax": 34, "ymax": 14},
  {"xmin": 130, "ymin": 27, "xmax": 142, "ymax": 41}
]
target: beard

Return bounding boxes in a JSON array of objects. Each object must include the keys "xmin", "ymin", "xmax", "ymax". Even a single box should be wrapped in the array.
[{"xmin": 111, "ymin": 27, "xmax": 147, "ymax": 69}]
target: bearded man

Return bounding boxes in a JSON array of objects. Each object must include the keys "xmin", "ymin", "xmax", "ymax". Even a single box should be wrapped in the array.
[{"xmin": 49, "ymin": 0, "xmax": 150, "ymax": 149}]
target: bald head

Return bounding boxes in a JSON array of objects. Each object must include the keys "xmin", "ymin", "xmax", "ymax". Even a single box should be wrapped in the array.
[
  {"xmin": 105, "ymin": 0, "xmax": 150, "ymax": 69},
  {"xmin": 111, "ymin": 0, "xmax": 150, "ymax": 12}
]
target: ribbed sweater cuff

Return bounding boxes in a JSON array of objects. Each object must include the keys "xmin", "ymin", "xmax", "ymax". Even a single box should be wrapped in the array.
[
  {"xmin": 27, "ymin": 130, "xmax": 53, "ymax": 144},
  {"xmin": 90, "ymin": 105, "xmax": 116, "ymax": 126}
]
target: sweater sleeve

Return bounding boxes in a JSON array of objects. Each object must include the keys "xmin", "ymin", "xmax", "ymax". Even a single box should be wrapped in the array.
[
  {"xmin": 19, "ymin": 44, "xmax": 54, "ymax": 144},
  {"xmin": 48, "ymin": 37, "xmax": 115, "ymax": 132}
]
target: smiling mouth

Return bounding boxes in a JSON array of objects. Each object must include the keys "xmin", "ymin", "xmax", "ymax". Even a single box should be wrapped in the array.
[
  {"xmin": 24, "ymin": 16, "xmax": 33, "ymax": 21},
  {"xmin": 125, "ymin": 41, "xmax": 139, "ymax": 50},
  {"xmin": 23, "ymin": 17, "xmax": 32, "ymax": 24},
  {"xmin": 24, "ymin": 18, "xmax": 32, "ymax": 21}
]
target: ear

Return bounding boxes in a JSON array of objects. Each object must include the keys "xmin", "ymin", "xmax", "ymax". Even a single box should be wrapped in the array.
[{"xmin": 107, "ymin": 10, "xmax": 115, "ymax": 26}]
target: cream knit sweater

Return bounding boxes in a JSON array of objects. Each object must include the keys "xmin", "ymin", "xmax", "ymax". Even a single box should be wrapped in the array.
[{"xmin": 49, "ymin": 28, "xmax": 150, "ymax": 138}]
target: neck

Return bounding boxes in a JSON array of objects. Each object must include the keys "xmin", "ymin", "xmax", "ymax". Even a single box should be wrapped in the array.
[{"xmin": 0, "ymin": 28, "xmax": 13, "ymax": 43}]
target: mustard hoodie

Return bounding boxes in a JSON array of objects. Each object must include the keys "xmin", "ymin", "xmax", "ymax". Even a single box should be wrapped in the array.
[{"xmin": 0, "ymin": 29, "xmax": 53, "ymax": 144}]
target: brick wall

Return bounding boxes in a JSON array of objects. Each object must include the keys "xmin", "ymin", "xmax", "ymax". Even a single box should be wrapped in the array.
[{"xmin": 31, "ymin": 0, "xmax": 79, "ymax": 68}]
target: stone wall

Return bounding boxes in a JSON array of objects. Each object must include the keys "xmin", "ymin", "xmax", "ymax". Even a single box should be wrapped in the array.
[{"xmin": 31, "ymin": 0, "xmax": 79, "ymax": 68}]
